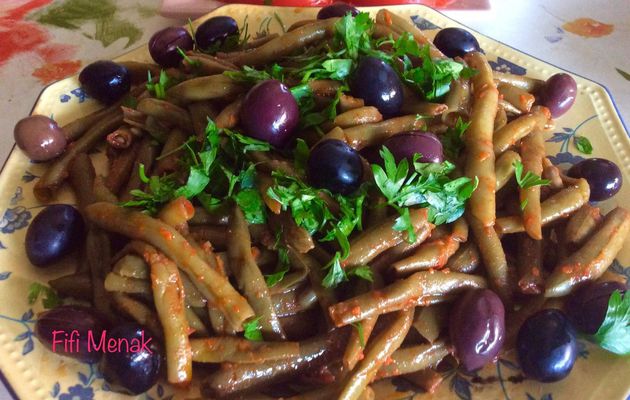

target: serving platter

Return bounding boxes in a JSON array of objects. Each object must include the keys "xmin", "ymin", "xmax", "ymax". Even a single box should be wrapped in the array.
[{"xmin": 0, "ymin": 4, "xmax": 628, "ymax": 400}]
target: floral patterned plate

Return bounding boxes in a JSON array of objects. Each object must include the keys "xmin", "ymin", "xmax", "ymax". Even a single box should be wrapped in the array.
[{"xmin": 0, "ymin": 4, "xmax": 628, "ymax": 400}]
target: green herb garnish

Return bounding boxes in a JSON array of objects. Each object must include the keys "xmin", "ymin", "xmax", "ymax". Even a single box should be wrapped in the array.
[
  {"xmin": 441, "ymin": 117, "xmax": 471, "ymax": 159},
  {"xmin": 146, "ymin": 70, "xmax": 174, "ymax": 99},
  {"xmin": 351, "ymin": 321, "xmax": 366, "ymax": 348},
  {"xmin": 27, "ymin": 283, "xmax": 60, "ymax": 309},
  {"xmin": 513, "ymin": 160, "xmax": 551, "ymax": 189},
  {"xmin": 593, "ymin": 290, "xmax": 630, "ymax": 355},
  {"xmin": 243, "ymin": 316, "xmax": 263, "ymax": 341}
]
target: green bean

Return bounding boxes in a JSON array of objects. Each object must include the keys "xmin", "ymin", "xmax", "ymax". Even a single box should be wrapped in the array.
[
  {"xmin": 444, "ymin": 242, "xmax": 480, "ymax": 274},
  {"xmin": 333, "ymin": 106, "xmax": 383, "ymax": 128},
  {"xmin": 328, "ymin": 270, "xmax": 486, "ymax": 327},
  {"xmin": 68, "ymin": 153, "xmax": 97, "ymax": 212},
  {"xmin": 375, "ymin": 340, "xmax": 451, "ymax": 380},
  {"xmin": 495, "ymin": 178, "xmax": 590, "ymax": 235},
  {"xmin": 342, "ymin": 115, "xmax": 427, "ymax": 150},
  {"xmin": 48, "ymin": 272, "xmax": 92, "ymax": 301},
  {"xmin": 517, "ymin": 234, "xmax": 544, "ymax": 295},
  {"xmin": 105, "ymin": 141, "xmax": 139, "ymax": 195},
  {"xmin": 111, "ymin": 292, "xmax": 163, "ymax": 339},
  {"xmin": 226, "ymin": 18, "xmax": 337, "ymax": 66},
  {"xmin": 391, "ymin": 233, "xmax": 462, "ymax": 276},
  {"xmin": 201, "ymin": 330, "xmax": 348, "ymax": 398},
  {"xmin": 190, "ymin": 205, "xmax": 230, "ymax": 225},
  {"xmin": 520, "ymin": 128, "xmax": 545, "ymax": 239},
  {"xmin": 147, "ymin": 246, "xmax": 192, "ymax": 386},
  {"xmin": 167, "ymin": 74, "xmax": 246, "ymax": 102},
  {"xmin": 84, "ymin": 227, "xmax": 118, "ymax": 321},
  {"xmin": 189, "ymin": 101, "xmax": 219, "ymax": 141},
  {"xmin": 191, "ymin": 337, "xmax": 300, "ymax": 363},
  {"xmin": 546, "ymin": 207, "xmax": 630, "ymax": 297},
  {"xmin": 495, "ymin": 150, "xmax": 520, "ymax": 191},
  {"xmin": 564, "ymin": 204, "xmax": 602, "ymax": 247},
  {"xmin": 104, "ymin": 273, "xmax": 151, "ymax": 294},
  {"xmin": 468, "ymin": 214, "xmax": 512, "ymax": 304},
  {"xmin": 369, "ymin": 224, "xmax": 435, "ymax": 274},
  {"xmin": 498, "ymin": 82, "xmax": 535, "ymax": 113},
  {"xmin": 120, "ymin": 136, "xmax": 160, "ymax": 202},
  {"xmin": 215, "ymin": 96, "xmax": 243, "ymax": 129},
  {"xmin": 228, "ymin": 206, "xmax": 285, "ymax": 340},
  {"xmin": 62, "ymin": 103, "xmax": 122, "ymax": 141},
  {"xmin": 493, "ymin": 106, "xmax": 549, "ymax": 155},
  {"xmin": 412, "ymin": 304, "xmax": 449, "ymax": 343},
  {"xmin": 338, "ymin": 308, "xmax": 414, "ymax": 400},
  {"xmin": 118, "ymin": 61, "xmax": 160, "ymax": 84},
  {"xmin": 342, "ymin": 208, "xmax": 430, "ymax": 268},
  {"xmin": 154, "ymin": 128, "xmax": 188, "ymax": 176},
  {"xmin": 85, "ymin": 202, "xmax": 254, "ymax": 330},
  {"xmin": 493, "ymin": 71, "xmax": 544, "ymax": 92},
  {"xmin": 183, "ymin": 53, "xmax": 238, "ymax": 75},
  {"xmin": 269, "ymin": 211, "xmax": 314, "ymax": 254},
  {"xmin": 112, "ymin": 254, "xmax": 148, "ymax": 279},
  {"xmin": 34, "ymin": 110, "xmax": 123, "ymax": 202},
  {"xmin": 494, "ymin": 104, "xmax": 508, "ymax": 131},
  {"xmin": 186, "ymin": 306, "xmax": 209, "ymax": 336},
  {"xmin": 375, "ymin": 9, "xmax": 443, "ymax": 58},
  {"xmin": 137, "ymin": 98, "xmax": 193, "ymax": 132}
]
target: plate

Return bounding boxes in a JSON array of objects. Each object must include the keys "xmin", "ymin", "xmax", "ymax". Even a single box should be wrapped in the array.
[{"xmin": 0, "ymin": 5, "xmax": 628, "ymax": 400}]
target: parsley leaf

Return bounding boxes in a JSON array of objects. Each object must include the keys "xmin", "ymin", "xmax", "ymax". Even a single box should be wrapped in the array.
[
  {"xmin": 322, "ymin": 252, "xmax": 347, "ymax": 288},
  {"xmin": 293, "ymin": 138, "xmax": 310, "ymax": 174},
  {"xmin": 402, "ymin": 45, "xmax": 477, "ymax": 101},
  {"xmin": 146, "ymin": 70, "xmax": 175, "ymax": 99},
  {"xmin": 593, "ymin": 290, "xmax": 630, "ymax": 355},
  {"xmin": 351, "ymin": 321, "xmax": 366, "ymax": 348},
  {"xmin": 372, "ymin": 147, "xmax": 478, "ymax": 239},
  {"xmin": 574, "ymin": 135, "xmax": 593, "ymax": 155},
  {"xmin": 348, "ymin": 265, "xmax": 373, "ymax": 282},
  {"xmin": 265, "ymin": 246, "xmax": 290, "ymax": 287},
  {"xmin": 27, "ymin": 282, "xmax": 60, "ymax": 309},
  {"xmin": 333, "ymin": 12, "xmax": 374, "ymax": 60},
  {"xmin": 243, "ymin": 316, "xmax": 263, "ymax": 341},
  {"xmin": 441, "ymin": 117, "xmax": 471, "ymax": 159},
  {"xmin": 120, "ymin": 164, "xmax": 179, "ymax": 214},
  {"xmin": 513, "ymin": 160, "xmax": 551, "ymax": 189},
  {"xmin": 177, "ymin": 46, "xmax": 201, "ymax": 67}
]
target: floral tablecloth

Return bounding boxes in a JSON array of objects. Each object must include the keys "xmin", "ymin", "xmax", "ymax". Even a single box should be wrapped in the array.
[{"xmin": 0, "ymin": 0, "xmax": 628, "ymax": 398}]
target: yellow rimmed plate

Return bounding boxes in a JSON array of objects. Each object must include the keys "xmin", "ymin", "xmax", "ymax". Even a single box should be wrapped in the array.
[{"xmin": 0, "ymin": 5, "xmax": 628, "ymax": 400}]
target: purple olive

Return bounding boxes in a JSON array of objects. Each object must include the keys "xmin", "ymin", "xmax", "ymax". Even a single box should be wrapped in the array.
[
  {"xmin": 537, "ymin": 73, "xmax": 577, "ymax": 118},
  {"xmin": 307, "ymin": 139, "xmax": 363, "ymax": 195},
  {"xmin": 433, "ymin": 27, "xmax": 481, "ymax": 58},
  {"xmin": 565, "ymin": 281, "xmax": 626, "ymax": 334},
  {"xmin": 195, "ymin": 16, "xmax": 239, "ymax": 53},
  {"xmin": 14, "ymin": 115, "xmax": 66, "ymax": 162},
  {"xmin": 100, "ymin": 323, "xmax": 161, "ymax": 395},
  {"xmin": 350, "ymin": 56, "xmax": 403, "ymax": 118},
  {"xmin": 35, "ymin": 305, "xmax": 108, "ymax": 363},
  {"xmin": 240, "ymin": 80, "xmax": 299, "ymax": 147},
  {"xmin": 567, "ymin": 158, "xmax": 622, "ymax": 201},
  {"xmin": 148, "ymin": 26, "xmax": 194, "ymax": 68},
  {"xmin": 517, "ymin": 309, "xmax": 577, "ymax": 382},
  {"xmin": 382, "ymin": 131, "xmax": 444, "ymax": 164},
  {"xmin": 449, "ymin": 289, "xmax": 505, "ymax": 372},
  {"xmin": 317, "ymin": 2, "xmax": 359, "ymax": 19},
  {"xmin": 25, "ymin": 204, "xmax": 85, "ymax": 267},
  {"xmin": 79, "ymin": 60, "xmax": 130, "ymax": 105}
]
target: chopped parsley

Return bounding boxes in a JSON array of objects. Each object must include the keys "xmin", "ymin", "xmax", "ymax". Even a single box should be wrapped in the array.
[
  {"xmin": 372, "ymin": 147, "xmax": 478, "ymax": 242},
  {"xmin": 27, "ymin": 283, "xmax": 60, "ymax": 309},
  {"xmin": 513, "ymin": 160, "xmax": 551, "ymax": 189},
  {"xmin": 593, "ymin": 290, "xmax": 630, "ymax": 355},
  {"xmin": 146, "ymin": 70, "xmax": 175, "ymax": 99},
  {"xmin": 441, "ymin": 117, "xmax": 471, "ymax": 160},
  {"xmin": 351, "ymin": 321, "xmax": 366, "ymax": 348},
  {"xmin": 243, "ymin": 316, "xmax": 263, "ymax": 341}
]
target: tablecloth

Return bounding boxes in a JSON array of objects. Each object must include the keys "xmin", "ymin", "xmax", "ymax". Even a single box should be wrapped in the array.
[{"xmin": 0, "ymin": 0, "xmax": 628, "ymax": 398}]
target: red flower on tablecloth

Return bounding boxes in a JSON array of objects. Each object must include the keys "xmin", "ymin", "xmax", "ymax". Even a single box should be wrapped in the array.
[
  {"xmin": 562, "ymin": 18, "xmax": 614, "ymax": 38},
  {"xmin": 0, "ymin": 0, "xmax": 81, "ymax": 84}
]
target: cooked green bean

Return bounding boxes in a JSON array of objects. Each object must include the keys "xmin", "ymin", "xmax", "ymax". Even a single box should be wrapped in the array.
[
  {"xmin": 520, "ymin": 128, "xmax": 545, "ymax": 239},
  {"xmin": 104, "ymin": 273, "xmax": 151, "ymax": 294},
  {"xmin": 111, "ymin": 292, "xmax": 163, "ymax": 339},
  {"xmin": 376, "ymin": 9, "xmax": 443, "ymax": 58},
  {"xmin": 341, "ymin": 115, "xmax": 427, "ymax": 150},
  {"xmin": 49, "ymin": 272, "xmax": 92, "ymax": 301},
  {"xmin": 496, "ymin": 178, "xmax": 590, "ymax": 234},
  {"xmin": 186, "ymin": 306, "xmax": 209, "ymax": 336},
  {"xmin": 137, "ymin": 98, "xmax": 193, "ymax": 132},
  {"xmin": 189, "ymin": 100, "xmax": 219, "ymax": 141},
  {"xmin": 412, "ymin": 304, "xmax": 449, "ymax": 343},
  {"xmin": 517, "ymin": 234, "xmax": 544, "ymax": 295},
  {"xmin": 85, "ymin": 202, "xmax": 254, "ymax": 329},
  {"xmin": 191, "ymin": 337, "xmax": 300, "ymax": 363},
  {"xmin": 546, "ymin": 207, "xmax": 630, "ymax": 297},
  {"xmin": 375, "ymin": 340, "xmax": 451, "ymax": 380},
  {"xmin": 468, "ymin": 214, "xmax": 512, "ymax": 304},
  {"xmin": 154, "ymin": 128, "xmax": 188, "ymax": 176},
  {"xmin": 228, "ymin": 206, "xmax": 285, "ymax": 340},
  {"xmin": 338, "ymin": 308, "xmax": 413, "ymax": 400},
  {"xmin": 493, "ymin": 71, "xmax": 544, "ymax": 92},
  {"xmin": 201, "ymin": 330, "xmax": 347, "ymax": 398},
  {"xmin": 120, "ymin": 136, "xmax": 160, "ymax": 202},
  {"xmin": 106, "ymin": 141, "xmax": 139, "ymax": 195},
  {"xmin": 68, "ymin": 152, "xmax": 97, "ymax": 211},
  {"xmin": 391, "ymin": 229, "xmax": 463, "ymax": 276},
  {"xmin": 35, "ymin": 109, "xmax": 123, "ymax": 202},
  {"xmin": 113, "ymin": 254, "xmax": 148, "ymax": 279},
  {"xmin": 147, "ymin": 246, "xmax": 192, "ymax": 386},
  {"xmin": 444, "ymin": 242, "xmax": 480, "ymax": 274},
  {"xmin": 84, "ymin": 227, "xmax": 117, "ymax": 321},
  {"xmin": 118, "ymin": 61, "xmax": 161, "ymax": 84},
  {"xmin": 226, "ymin": 18, "xmax": 338, "ymax": 66},
  {"xmin": 334, "ymin": 106, "xmax": 383, "ymax": 128},
  {"xmin": 493, "ymin": 106, "xmax": 549, "ymax": 155},
  {"xmin": 498, "ymin": 82, "xmax": 535, "ymax": 113},
  {"xmin": 494, "ymin": 104, "xmax": 508, "ymax": 131},
  {"xmin": 167, "ymin": 74, "xmax": 246, "ymax": 102},
  {"xmin": 62, "ymin": 103, "xmax": 122, "ymax": 141},
  {"xmin": 328, "ymin": 270, "xmax": 486, "ymax": 327},
  {"xmin": 270, "ymin": 211, "xmax": 315, "ymax": 254},
  {"xmin": 495, "ymin": 150, "xmax": 520, "ymax": 191},
  {"xmin": 343, "ymin": 208, "xmax": 430, "ymax": 268},
  {"xmin": 443, "ymin": 78, "xmax": 471, "ymax": 124},
  {"xmin": 463, "ymin": 51, "xmax": 498, "ymax": 228},
  {"xmin": 215, "ymin": 96, "xmax": 243, "ymax": 129},
  {"xmin": 565, "ymin": 204, "xmax": 602, "ymax": 247},
  {"xmin": 183, "ymin": 53, "xmax": 238, "ymax": 74}
]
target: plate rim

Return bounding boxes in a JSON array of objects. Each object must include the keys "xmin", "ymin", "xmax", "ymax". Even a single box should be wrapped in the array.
[{"xmin": 2, "ymin": 4, "xmax": 629, "ymax": 400}]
